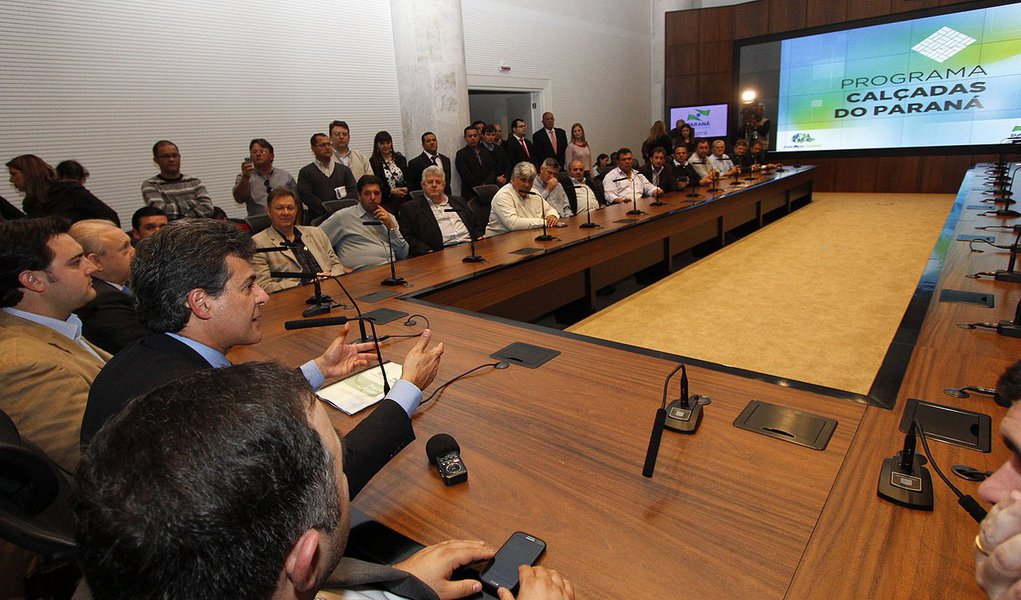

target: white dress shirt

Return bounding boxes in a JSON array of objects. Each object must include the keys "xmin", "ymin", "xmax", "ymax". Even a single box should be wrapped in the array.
[
  {"xmin": 601, "ymin": 167, "xmax": 659, "ymax": 204},
  {"xmin": 428, "ymin": 197, "xmax": 471, "ymax": 246}
]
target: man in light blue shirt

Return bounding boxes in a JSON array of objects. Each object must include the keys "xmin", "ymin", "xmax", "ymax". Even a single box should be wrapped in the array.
[{"xmin": 320, "ymin": 175, "xmax": 409, "ymax": 271}]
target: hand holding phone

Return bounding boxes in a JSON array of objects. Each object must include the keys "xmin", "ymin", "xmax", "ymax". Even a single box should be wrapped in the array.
[{"xmin": 481, "ymin": 532, "xmax": 546, "ymax": 594}]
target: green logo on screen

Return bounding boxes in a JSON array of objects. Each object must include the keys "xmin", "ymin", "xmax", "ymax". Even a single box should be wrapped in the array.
[
  {"xmin": 791, "ymin": 133, "xmax": 815, "ymax": 143},
  {"xmin": 1011, "ymin": 125, "xmax": 1021, "ymax": 139},
  {"xmin": 686, "ymin": 109, "xmax": 711, "ymax": 121}
]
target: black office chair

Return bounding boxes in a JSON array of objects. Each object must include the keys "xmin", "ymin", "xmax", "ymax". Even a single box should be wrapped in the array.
[
  {"xmin": 244, "ymin": 214, "xmax": 271, "ymax": 234},
  {"xmin": 322, "ymin": 199, "xmax": 357, "ymax": 214},
  {"xmin": 409, "ymin": 190, "xmax": 425, "ymax": 201},
  {"xmin": 471, "ymin": 184, "xmax": 499, "ymax": 232}
]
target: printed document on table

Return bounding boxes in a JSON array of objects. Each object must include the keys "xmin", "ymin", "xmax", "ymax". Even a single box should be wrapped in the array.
[{"xmin": 318, "ymin": 362, "xmax": 403, "ymax": 415}]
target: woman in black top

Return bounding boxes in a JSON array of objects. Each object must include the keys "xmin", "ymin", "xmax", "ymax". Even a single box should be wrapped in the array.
[
  {"xmin": 368, "ymin": 131, "xmax": 410, "ymax": 214},
  {"xmin": 641, "ymin": 120, "xmax": 673, "ymax": 164},
  {"xmin": 6, "ymin": 155, "xmax": 119, "ymax": 226}
]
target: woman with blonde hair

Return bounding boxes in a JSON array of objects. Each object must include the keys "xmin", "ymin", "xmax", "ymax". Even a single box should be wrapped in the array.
[
  {"xmin": 564, "ymin": 122, "xmax": 592, "ymax": 174},
  {"xmin": 641, "ymin": 120, "xmax": 673, "ymax": 164},
  {"xmin": 6, "ymin": 154, "xmax": 119, "ymax": 225}
]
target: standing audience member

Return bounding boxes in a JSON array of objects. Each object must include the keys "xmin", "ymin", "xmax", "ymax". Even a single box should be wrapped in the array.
[
  {"xmin": 533, "ymin": 112, "xmax": 568, "ymax": 168},
  {"xmin": 69, "ymin": 219, "xmax": 146, "ymax": 354},
  {"xmin": 320, "ymin": 175, "xmax": 409, "ymax": 271},
  {"xmin": 74, "ymin": 362, "xmax": 572, "ymax": 600},
  {"xmin": 0, "ymin": 217, "xmax": 109, "ymax": 472},
  {"xmin": 454, "ymin": 126, "xmax": 496, "ymax": 201},
  {"xmin": 482, "ymin": 125, "xmax": 509, "ymax": 186},
  {"xmin": 641, "ymin": 121, "xmax": 673, "ymax": 163},
  {"xmin": 486, "ymin": 162, "xmax": 559, "ymax": 237},
  {"xmin": 747, "ymin": 104, "xmax": 771, "ymax": 150},
  {"xmin": 232, "ymin": 138, "xmax": 297, "ymax": 216},
  {"xmin": 130, "ymin": 206, "xmax": 168, "ymax": 242},
  {"xmin": 504, "ymin": 118, "xmax": 536, "ymax": 173},
  {"xmin": 407, "ymin": 131, "xmax": 452, "ymax": 194},
  {"xmin": 492, "ymin": 122, "xmax": 504, "ymax": 145},
  {"xmin": 141, "ymin": 141, "xmax": 214, "ymax": 220},
  {"xmin": 297, "ymin": 133, "xmax": 358, "ymax": 223},
  {"xmin": 533, "ymin": 159, "xmax": 572, "ymax": 218},
  {"xmin": 250, "ymin": 189, "xmax": 349, "ymax": 292},
  {"xmin": 55, "ymin": 160, "xmax": 89, "ymax": 185},
  {"xmin": 669, "ymin": 119, "xmax": 687, "ymax": 143},
  {"xmin": 564, "ymin": 123, "xmax": 592, "ymax": 174},
  {"xmin": 398, "ymin": 165, "xmax": 476, "ymax": 256},
  {"xmin": 330, "ymin": 120, "xmax": 373, "ymax": 180},
  {"xmin": 369, "ymin": 130, "xmax": 411, "ymax": 213},
  {"xmin": 471, "ymin": 120, "xmax": 486, "ymax": 135},
  {"xmin": 602, "ymin": 148, "xmax": 662, "ymax": 205},
  {"xmin": 973, "ymin": 360, "xmax": 1021, "ymax": 599},
  {"xmin": 7, "ymin": 155, "xmax": 119, "ymax": 225}
]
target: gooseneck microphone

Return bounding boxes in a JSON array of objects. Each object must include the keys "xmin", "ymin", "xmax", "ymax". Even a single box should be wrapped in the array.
[
  {"xmin": 877, "ymin": 421, "xmax": 933, "ymax": 510},
  {"xmin": 283, "ymin": 314, "xmax": 390, "ymax": 395},
  {"xmin": 523, "ymin": 190, "xmax": 554, "ymax": 241},
  {"xmin": 573, "ymin": 184, "xmax": 600, "ymax": 229},
  {"xmin": 642, "ymin": 363, "xmax": 683, "ymax": 478},
  {"xmin": 362, "ymin": 220, "xmax": 407, "ymax": 286},
  {"xmin": 269, "ymin": 270, "xmax": 333, "ymax": 317},
  {"xmin": 443, "ymin": 207, "xmax": 484, "ymax": 262},
  {"xmin": 426, "ymin": 433, "xmax": 468, "ymax": 486}
]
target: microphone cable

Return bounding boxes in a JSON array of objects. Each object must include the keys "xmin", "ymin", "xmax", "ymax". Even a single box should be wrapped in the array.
[
  {"xmin": 374, "ymin": 314, "xmax": 431, "ymax": 342},
  {"xmin": 913, "ymin": 419, "xmax": 987, "ymax": 523},
  {"xmin": 420, "ymin": 361, "xmax": 510, "ymax": 406}
]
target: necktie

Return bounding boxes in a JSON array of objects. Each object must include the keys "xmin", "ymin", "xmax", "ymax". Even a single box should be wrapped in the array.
[
  {"xmin": 520, "ymin": 138, "xmax": 529, "ymax": 159},
  {"xmin": 549, "ymin": 130, "xmax": 557, "ymax": 154}
]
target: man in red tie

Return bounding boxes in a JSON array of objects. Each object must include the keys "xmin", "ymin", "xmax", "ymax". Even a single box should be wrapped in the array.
[
  {"xmin": 504, "ymin": 118, "xmax": 537, "ymax": 176},
  {"xmin": 532, "ymin": 112, "xmax": 568, "ymax": 168}
]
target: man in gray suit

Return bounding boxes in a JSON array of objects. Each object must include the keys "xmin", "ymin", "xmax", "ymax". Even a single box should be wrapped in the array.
[{"xmin": 75, "ymin": 362, "xmax": 575, "ymax": 600}]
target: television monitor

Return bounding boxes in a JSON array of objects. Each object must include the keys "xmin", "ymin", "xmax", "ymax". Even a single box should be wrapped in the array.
[
  {"xmin": 668, "ymin": 103, "xmax": 729, "ymax": 139},
  {"xmin": 736, "ymin": 1, "xmax": 1021, "ymax": 154}
]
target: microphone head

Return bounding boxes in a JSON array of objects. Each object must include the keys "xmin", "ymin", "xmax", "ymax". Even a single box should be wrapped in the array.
[{"xmin": 426, "ymin": 433, "xmax": 460, "ymax": 465}]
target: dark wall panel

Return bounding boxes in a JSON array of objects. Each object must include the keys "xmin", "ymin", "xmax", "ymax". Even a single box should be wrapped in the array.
[{"xmin": 663, "ymin": 0, "xmax": 990, "ymax": 193}]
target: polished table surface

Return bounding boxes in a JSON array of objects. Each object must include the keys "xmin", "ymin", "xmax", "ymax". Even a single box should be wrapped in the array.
[{"xmin": 231, "ymin": 165, "xmax": 1019, "ymax": 598}]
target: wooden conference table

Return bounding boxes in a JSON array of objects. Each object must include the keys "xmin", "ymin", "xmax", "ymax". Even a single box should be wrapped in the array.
[{"xmin": 230, "ymin": 165, "xmax": 1019, "ymax": 599}]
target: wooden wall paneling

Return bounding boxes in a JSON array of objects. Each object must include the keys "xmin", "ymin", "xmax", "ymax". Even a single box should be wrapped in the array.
[
  {"xmin": 667, "ymin": 43, "xmax": 700, "ymax": 77},
  {"xmin": 733, "ymin": 0, "xmax": 770, "ymax": 40},
  {"xmin": 920, "ymin": 155, "xmax": 967, "ymax": 193},
  {"xmin": 699, "ymin": 72, "xmax": 734, "ymax": 104},
  {"xmin": 875, "ymin": 155, "xmax": 923, "ymax": 192},
  {"xmin": 698, "ymin": 5, "xmax": 734, "ymax": 42},
  {"xmin": 806, "ymin": 0, "xmax": 848, "ymax": 28},
  {"xmin": 766, "ymin": 0, "xmax": 807, "ymax": 33},
  {"xmin": 846, "ymin": 0, "xmax": 894, "ymax": 22},
  {"xmin": 665, "ymin": 75, "xmax": 701, "ymax": 107},
  {"xmin": 697, "ymin": 41, "xmax": 734, "ymax": 75},
  {"xmin": 829, "ymin": 157, "xmax": 880, "ymax": 192},
  {"xmin": 664, "ymin": 10, "xmax": 690, "ymax": 46}
]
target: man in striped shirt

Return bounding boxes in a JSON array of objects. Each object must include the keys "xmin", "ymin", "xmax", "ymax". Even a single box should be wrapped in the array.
[{"xmin": 141, "ymin": 140, "xmax": 215, "ymax": 220}]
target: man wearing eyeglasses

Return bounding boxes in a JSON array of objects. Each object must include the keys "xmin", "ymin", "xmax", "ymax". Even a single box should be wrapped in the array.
[{"xmin": 232, "ymin": 138, "xmax": 297, "ymax": 217}]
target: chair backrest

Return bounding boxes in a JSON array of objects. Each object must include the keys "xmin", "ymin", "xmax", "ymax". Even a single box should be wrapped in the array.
[
  {"xmin": 409, "ymin": 190, "xmax": 425, "ymax": 201},
  {"xmin": 468, "ymin": 198, "xmax": 491, "ymax": 231},
  {"xmin": 245, "ymin": 214, "xmax": 271, "ymax": 235},
  {"xmin": 322, "ymin": 199, "xmax": 357, "ymax": 214},
  {"xmin": 472, "ymin": 184, "xmax": 499, "ymax": 206},
  {"xmin": 0, "ymin": 409, "xmax": 76, "ymax": 559}
]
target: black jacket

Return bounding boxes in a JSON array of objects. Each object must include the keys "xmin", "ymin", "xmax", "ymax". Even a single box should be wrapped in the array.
[
  {"xmin": 76, "ymin": 279, "xmax": 146, "ymax": 355},
  {"xmin": 397, "ymin": 195, "xmax": 478, "ymax": 256}
]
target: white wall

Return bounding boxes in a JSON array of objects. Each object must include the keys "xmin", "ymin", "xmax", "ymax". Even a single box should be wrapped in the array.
[
  {"xmin": 462, "ymin": 0, "xmax": 654, "ymax": 160},
  {"xmin": 0, "ymin": 0, "xmax": 404, "ymax": 224}
]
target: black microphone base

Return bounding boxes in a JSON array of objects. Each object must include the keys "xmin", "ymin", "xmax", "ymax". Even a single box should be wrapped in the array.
[
  {"xmin": 663, "ymin": 400, "xmax": 703, "ymax": 434},
  {"xmin": 535, "ymin": 234, "xmax": 556, "ymax": 241},
  {"xmin": 743, "ymin": 176, "xmax": 756, "ymax": 181},
  {"xmin": 649, "ymin": 200, "xmax": 666, "ymax": 206},
  {"xmin": 730, "ymin": 181, "xmax": 743, "ymax": 186},
  {"xmin": 686, "ymin": 191, "xmax": 701, "ymax": 198},
  {"xmin": 302, "ymin": 303, "xmax": 331, "ymax": 318},
  {"xmin": 706, "ymin": 186, "xmax": 722, "ymax": 193},
  {"xmin": 877, "ymin": 454, "xmax": 933, "ymax": 510},
  {"xmin": 626, "ymin": 209, "xmax": 647, "ymax": 215},
  {"xmin": 306, "ymin": 294, "xmax": 334, "ymax": 305},
  {"xmin": 579, "ymin": 222, "xmax": 601, "ymax": 229},
  {"xmin": 988, "ymin": 209, "xmax": 1021, "ymax": 218},
  {"xmin": 462, "ymin": 254, "xmax": 485, "ymax": 263},
  {"xmin": 996, "ymin": 270, "xmax": 1021, "ymax": 283},
  {"xmin": 998, "ymin": 320, "xmax": 1021, "ymax": 338},
  {"xmin": 380, "ymin": 276, "xmax": 407, "ymax": 286}
]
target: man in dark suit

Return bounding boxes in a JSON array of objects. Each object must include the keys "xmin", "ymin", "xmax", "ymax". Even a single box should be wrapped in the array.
[
  {"xmin": 482, "ymin": 124, "xmax": 509, "ymax": 187},
  {"xmin": 75, "ymin": 362, "xmax": 572, "ymax": 600},
  {"xmin": 454, "ymin": 125, "xmax": 496, "ymax": 201},
  {"xmin": 398, "ymin": 165, "xmax": 479, "ymax": 256},
  {"xmin": 504, "ymin": 118, "xmax": 537, "ymax": 175},
  {"xmin": 406, "ymin": 131, "xmax": 452, "ymax": 195},
  {"xmin": 297, "ymin": 133, "xmax": 358, "ymax": 223},
  {"xmin": 639, "ymin": 146, "xmax": 679, "ymax": 193},
  {"xmin": 532, "ymin": 112, "xmax": 568, "ymax": 168},
  {"xmin": 670, "ymin": 145, "xmax": 701, "ymax": 189},
  {"xmin": 68, "ymin": 219, "xmax": 146, "ymax": 354},
  {"xmin": 83, "ymin": 219, "xmax": 443, "ymax": 499}
]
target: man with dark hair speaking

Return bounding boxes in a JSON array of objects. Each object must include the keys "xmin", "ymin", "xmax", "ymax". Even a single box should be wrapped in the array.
[
  {"xmin": 75, "ymin": 363, "xmax": 575, "ymax": 599},
  {"xmin": 84, "ymin": 219, "xmax": 441, "ymax": 497}
]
